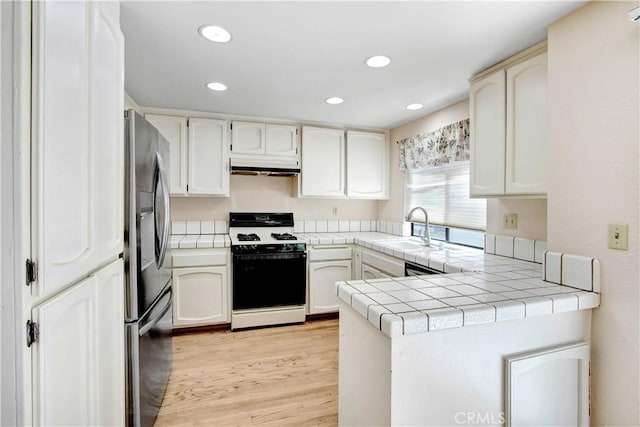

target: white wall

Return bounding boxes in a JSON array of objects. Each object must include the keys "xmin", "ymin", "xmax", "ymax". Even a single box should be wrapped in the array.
[
  {"xmin": 547, "ymin": 2, "xmax": 639, "ymax": 425},
  {"xmin": 171, "ymin": 175, "xmax": 378, "ymax": 221}
]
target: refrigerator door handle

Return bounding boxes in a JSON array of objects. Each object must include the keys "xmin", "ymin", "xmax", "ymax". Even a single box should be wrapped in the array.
[
  {"xmin": 153, "ymin": 153, "xmax": 171, "ymax": 269},
  {"xmin": 139, "ymin": 286, "xmax": 172, "ymax": 336}
]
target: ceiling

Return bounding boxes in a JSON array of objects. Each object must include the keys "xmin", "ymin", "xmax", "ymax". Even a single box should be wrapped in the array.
[{"xmin": 121, "ymin": 1, "xmax": 586, "ymax": 130}]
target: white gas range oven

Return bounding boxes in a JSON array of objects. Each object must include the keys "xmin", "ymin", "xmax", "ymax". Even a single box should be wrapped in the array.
[{"xmin": 229, "ymin": 212, "xmax": 307, "ymax": 330}]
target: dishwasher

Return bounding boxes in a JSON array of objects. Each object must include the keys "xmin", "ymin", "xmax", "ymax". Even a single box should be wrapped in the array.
[{"xmin": 404, "ymin": 261, "xmax": 442, "ymax": 276}]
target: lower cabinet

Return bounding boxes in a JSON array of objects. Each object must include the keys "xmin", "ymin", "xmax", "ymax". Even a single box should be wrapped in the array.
[
  {"xmin": 31, "ymin": 259, "xmax": 124, "ymax": 427},
  {"xmin": 172, "ymin": 248, "xmax": 230, "ymax": 328},
  {"xmin": 361, "ymin": 263, "xmax": 391, "ymax": 280},
  {"xmin": 307, "ymin": 245, "xmax": 352, "ymax": 314},
  {"xmin": 308, "ymin": 260, "xmax": 352, "ymax": 314},
  {"xmin": 505, "ymin": 342, "xmax": 590, "ymax": 426}
]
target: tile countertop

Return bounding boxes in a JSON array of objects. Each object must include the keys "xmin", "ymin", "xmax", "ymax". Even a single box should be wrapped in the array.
[
  {"xmin": 298, "ymin": 232, "xmax": 600, "ymax": 338},
  {"xmin": 170, "ymin": 234, "xmax": 231, "ymax": 249}
]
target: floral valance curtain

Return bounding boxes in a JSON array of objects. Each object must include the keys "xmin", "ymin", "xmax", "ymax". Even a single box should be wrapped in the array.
[{"xmin": 398, "ymin": 118, "xmax": 470, "ymax": 171}]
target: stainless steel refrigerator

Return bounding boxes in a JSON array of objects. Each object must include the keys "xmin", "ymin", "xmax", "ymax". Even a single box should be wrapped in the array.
[{"xmin": 124, "ymin": 110, "xmax": 173, "ymax": 427}]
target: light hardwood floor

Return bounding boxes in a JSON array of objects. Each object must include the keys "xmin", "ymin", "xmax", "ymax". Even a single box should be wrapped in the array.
[{"xmin": 155, "ymin": 318, "xmax": 339, "ymax": 426}]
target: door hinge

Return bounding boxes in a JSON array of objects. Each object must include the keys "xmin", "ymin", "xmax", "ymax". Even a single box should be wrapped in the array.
[
  {"xmin": 186, "ymin": 118, "xmax": 189, "ymax": 127},
  {"xmin": 26, "ymin": 320, "xmax": 39, "ymax": 347},
  {"xmin": 26, "ymin": 259, "xmax": 37, "ymax": 286},
  {"xmin": 230, "ymin": 122, "xmax": 233, "ymax": 130}
]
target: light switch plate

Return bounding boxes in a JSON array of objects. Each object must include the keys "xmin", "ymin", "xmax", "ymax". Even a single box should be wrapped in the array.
[
  {"xmin": 608, "ymin": 224, "xmax": 628, "ymax": 250},
  {"xmin": 504, "ymin": 213, "xmax": 518, "ymax": 230}
]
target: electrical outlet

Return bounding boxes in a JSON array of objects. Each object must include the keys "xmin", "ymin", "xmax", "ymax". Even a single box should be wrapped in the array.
[
  {"xmin": 332, "ymin": 206, "xmax": 338, "ymax": 216},
  {"xmin": 504, "ymin": 213, "xmax": 518, "ymax": 230},
  {"xmin": 608, "ymin": 224, "xmax": 629, "ymax": 250}
]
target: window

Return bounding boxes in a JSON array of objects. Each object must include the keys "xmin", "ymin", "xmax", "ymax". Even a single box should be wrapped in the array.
[{"xmin": 406, "ymin": 161, "xmax": 486, "ymax": 248}]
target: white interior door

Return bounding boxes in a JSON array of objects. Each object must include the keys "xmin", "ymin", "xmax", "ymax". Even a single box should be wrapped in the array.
[
  {"xmin": 32, "ymin": 0, "xmax": 124, "ymax": 298},
  {"xmin": 31, "ymin": 259, "xmax": 124, "ymax": 427}
]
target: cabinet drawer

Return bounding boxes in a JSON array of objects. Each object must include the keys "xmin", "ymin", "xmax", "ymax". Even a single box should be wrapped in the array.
[
  {"xmin": 361, "ymin": 249, "xmax": 404, "ymax": 277},
  {"xmin": 308, "ymin": 245, "xmax": 352, "ymax": 261},
  {"xmin": 172, "ymin": 248, "xmax": 228, "ymax": 267}
]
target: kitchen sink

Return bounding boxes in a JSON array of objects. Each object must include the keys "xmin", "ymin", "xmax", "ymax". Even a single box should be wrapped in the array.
[{"xmin": 383, "ymin": 240, "xmax": 440, "ymax": 251}]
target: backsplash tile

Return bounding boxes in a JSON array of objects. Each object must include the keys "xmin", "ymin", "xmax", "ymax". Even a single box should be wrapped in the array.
[
  {"xmin": 361, "ymin": 220, "xmax": 371, "ymax": 232},
  {"xmin": 495, "ymin": 235, "xmax": 515, "ymax": 257},
  {"xmin": 327, "ymin": 220, "xmax": 339, "ymax": 233},
  {"xmin": 215, "ymin": 220, "xmax": 227, "ymax": 234},
  {"xmin": 316, "ymin": 220, "xmax": 328, "ymax": 233},
  {"xmin": 186, "ymin": 221, "xmax": 201, "ymax": 235},
  {"xmin": 172, "ymin": 221, "xmax": 186, "ymax": 235},
  {"xmin": 543, "ymin": 251, "xmax": 562, "ymax": 284},
  {"xmin": 304, "ymin": 220, "xmax": 317, "ymax": 233},
  {"xmin": 542, "ymin": 251, "xmax": 601, "ymax": 293},
  {"xmin": 514, "ymin": 238, "xmax": 535, "ymax": 262},
  {"xmin": 201, "ymin": 221, "xmax": 215, "ymax": 234},
  {"xmin": 339, "ymin": 220, "xmax": 350, "ymax": 232},
  {"xmin": 349, "ymin": 220, "xmax": 361, "ymax": 232},
  {"xmin": 485, "ymin": 234, "xmax": 496, "ymax": 254},
  {"xmin": 562, "ymin": 254, "xmax": 594, "ymax": 292}
]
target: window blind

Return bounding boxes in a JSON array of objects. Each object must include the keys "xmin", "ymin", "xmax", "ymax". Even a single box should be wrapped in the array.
[{"xmin": 405, "ymin": 161, "xmax": 486, "ymax": 230}]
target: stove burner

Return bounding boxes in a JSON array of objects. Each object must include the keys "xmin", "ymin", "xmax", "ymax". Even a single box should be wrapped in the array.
[
  {"xmin": 271, "ymin": 233, "xmax": 297, "ymax": 241},
  {"xmin": 237, "ymin": 233, "xmax": 260, "ymax": 242}
]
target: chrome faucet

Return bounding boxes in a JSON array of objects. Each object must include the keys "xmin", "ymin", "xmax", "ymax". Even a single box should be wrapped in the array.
[{"xmin": 406, "ymin": 206, "xmax": 431, "ymax": 247}]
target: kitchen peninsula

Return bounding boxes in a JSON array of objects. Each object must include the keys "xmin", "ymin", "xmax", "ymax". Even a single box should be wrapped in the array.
[{"xmin": 330, "ymin": 234, "xmax": 599, "ymax": 426}]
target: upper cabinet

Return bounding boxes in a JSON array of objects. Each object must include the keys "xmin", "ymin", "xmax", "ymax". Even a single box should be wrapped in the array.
[
  {"xmin": 346, "ymin": 131, "xmax": 389, "ymax": 199},
  {"xmin": 188, "ymin": 118, "xmax": 229, "ymax": 196},
  {"xmin": 145, "ymin": 114, "xmax": 229, "ymax": 197},
  {"xmin": 470, "ymin": 47, "xmax": 548, "ymax": 197},
  {"xmin": 230, "ymin": 121, "xmax": 299, "ymax": 167},
  {"xmin": 300, "ymin": 126, "xmax": 346, "ymax": 198},
  {"xmin": 300, "ymin": 127, "xmax": 389, "ymax": 199},
  {"xmin": 144, "ymin": 114, "xmax": 187, "ymax": 194}
]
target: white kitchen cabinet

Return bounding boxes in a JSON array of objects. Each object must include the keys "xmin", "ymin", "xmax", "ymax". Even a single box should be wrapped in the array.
[
  {"xmin": 31, "ymin": 0, "xmax": 124, "ymax": 298},
  {"xmin": 231, "ymin": 121, "xmax": 298, "ymax": 158},
  {"xmin": 469, "ymin": 70, "xmax": 506, "ymax": 196},
  {"xmin": 31, "ymin": 259, "xmax": 125, "ymax": 427},
  {"xmin": 145, "ymin": 114, "xmax": 187, "ymax": 194},
  {"xmin": 353, "ymin": 247, "xmax": 362, "ymax": 280},
  {"xmin": 231, "ymin": 121, "xmax": 265, "ymax": 155},
  {"xmin": 361, "ymin": 264, "xmax": 391, "ymax": 280},
  {"xmin": 505, "ymin": 53, "xmax": 548, "ymax": 194},
  {"xmin": 307, "ymin": 246, "xmax": 352, "ymax": 314},
  {"xmin": 145, "ymin": 115, "xmax": 229, "ymax": 196},
  {"xmin": 172, "ymin": 248, "xmax": 230, "ymax": 327},
  {"xmin": 188, "ymin": 118, "xmax": 229, "ymax": 196},
  {"xmin": 470, "ymin": 49, "xmax": 547, "ymax": 197},
  {"xmin": 300, "ymin": 126, "xmax": 345, "ymax": 197},
  {"xmin": 360, "ymin": 248, "xmax": 405, "ymax": 279},
  {"xmin": 505, "ymin": 342, "xmax": 590, "ymax": 426},
  {"xmin": 346, "ymin": 131, "xmax": 389, "ymax": 199},
  {"xmin": 266, "ymin": 124, "xmax": 298, "ymax": 157}
]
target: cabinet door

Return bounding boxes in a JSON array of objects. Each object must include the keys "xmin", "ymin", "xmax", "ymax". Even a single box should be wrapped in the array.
[
  {"xmin": 346, "ymin": 131, "xmax": 388, "ymax": 199},
  {"xmin": 361, "ymin": 264, "xmax": 391, "ymax": 280},
  {"xmin": 266, "ymin": 124, "xmax": 298, "ymax": 158},
  {"xmin": 32, "ymin": 0, "xmax": 124, "ymax": 298},
  {"xmin": 231, "ymin": 121, "xmax": 265, "ymax": 155},
  {"xmin": 308, "ymin": 260, "xmax": 352, "ymax": 314},
  {"xmin": 505, "ymin": 53, "xmax": 548, "ymax": 195},
  {"xmin": 145, "ymin": 114, "xmax": 188, "ymax": 195},
  {"xmin": 300, "ymin": 126, "xmax": 345, "ymax": 197},
  {"xmin": 469, "ymin": 70, "xmax": 506, "ymax": 196},
  {"xmin": 32, "ymin": 259, "xmax": 125, "ymax": 427},
  {"xmin": 505, "ymin": 342, "xmax": 589, "ymax": 427},
  {"xmin": 173, "ymin": 266, "xmax": 229, "ymax": 327},
  {"xmin": 188, "ymin": 118, "xmax": 229, "ymax": 196}
]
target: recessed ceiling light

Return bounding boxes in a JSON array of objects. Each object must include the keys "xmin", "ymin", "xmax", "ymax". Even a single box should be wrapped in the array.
[
  {"xmin": 406, "ymin": 103, "xmax": 424, "ymax": 111},
  {"xmin": 206, "ymin": 82, "xmax": 228, "ymax": 91},
  {"xmin": 365, "ymin": 55, "xmax": 391, "ymax": 68},
  {"xmin": 199, "ymin": 25, "xmax": 232, "ymax": 43},
  {"xmin": 325, "ymin": 97, "xmax": 344, "ymax": 105}
]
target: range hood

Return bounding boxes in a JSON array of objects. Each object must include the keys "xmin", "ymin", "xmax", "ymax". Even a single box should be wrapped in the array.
[{"xmin": 230, "ymin": 158, "xmax": 300, "ymax": 177}]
